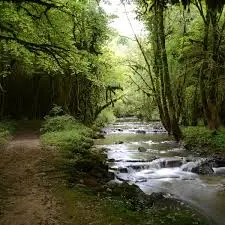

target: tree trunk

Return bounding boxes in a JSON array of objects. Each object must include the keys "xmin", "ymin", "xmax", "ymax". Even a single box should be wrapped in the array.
[{"xmin": 157, "ymin": 3, "xmax": 182, "ymax": 141}]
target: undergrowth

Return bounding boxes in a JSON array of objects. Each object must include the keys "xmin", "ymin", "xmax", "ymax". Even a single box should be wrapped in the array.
[
  {"xmin": 40, "ymin": 114, "xmax": 109, "ymax": 185},
  {"xmin": 183, "ymin": 126, "xmax": 225, "ymax": 154},
  {"xmin": 41, "ymin": 115, "xmax": 94, "ymax": 152},
  {"xmin": 55, "ymin": 185, "xmax": 209, "ymax": 225},
  {"xmin": 95, "ymin": 109, "xmax": 116, "ymax": 127},
  {"xmin": 0, "ymin": 120, "xmax": 16, "ymax": 145}
]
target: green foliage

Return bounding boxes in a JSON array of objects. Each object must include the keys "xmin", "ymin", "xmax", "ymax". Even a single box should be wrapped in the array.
[
  {"xmin": 0, "ymin": 0, "xmax": 124, "ymax": 122},
  {"xmin": 113, "ymin": 99, "xmax": 136, "ymax": 117},
  {"xmin": 0, "ymin": 129, "xmax": 9, "ymax": 145},
  {"xmin": 183, "ymin": 126, "xmax": 213, "ymax": 147},
  {"xmin": 48, "ymin": 105, "xmax": 64, "ymax": 117},
  {"xmin": 95, "ymin": 109, "xmax": 116, "ymax": 126},
  {"xmin": 0, "ymin": 120, "xmax": 16, "ymax": 145},
  {"xmin": 0, "ymin": 120, "xmax": 17, "ymax": 134},
  {"xmin": 41, "ymin": 115, "xmax": 93, "ymax": 152},
  {"xmin": 40, "ymin": 114, "xmax": 109, "ymax": 188},
  {"xmin": 57, "ymin": 185, "xmax": 209, "ymax": 225},
  {"xmin": 183, "ymin": 126, "xmax": 225, "ymax": 151},
  {"xmin": 41, "ymin": 115, "xmax": 77, "ymax": 133},
  {"xmin": 212, "ymin": 129, "xmax": 225, "ymax": 149}
]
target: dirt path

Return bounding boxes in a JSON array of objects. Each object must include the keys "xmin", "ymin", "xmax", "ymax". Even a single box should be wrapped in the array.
[{"xmin": 0, "ymin": 128, "xmax": 61, "ymax": 225}]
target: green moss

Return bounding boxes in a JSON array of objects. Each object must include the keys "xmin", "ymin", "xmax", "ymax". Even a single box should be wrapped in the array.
[{"xmin": 55, "ymin": 185, "xmax": 209, "ymax": 225}]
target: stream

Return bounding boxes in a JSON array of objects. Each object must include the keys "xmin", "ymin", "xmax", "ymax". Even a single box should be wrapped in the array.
[{"xmin": 95, "ymin": 117, "xmax": 225, "ymax": 225}]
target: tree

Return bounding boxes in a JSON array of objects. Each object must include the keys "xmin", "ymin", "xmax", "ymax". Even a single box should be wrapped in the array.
[{"xmin": 0, "ymin": 0, "xmax": 123, "ymax": 123}]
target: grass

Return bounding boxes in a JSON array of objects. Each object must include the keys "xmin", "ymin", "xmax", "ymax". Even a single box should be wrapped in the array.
[
  {"xmin": 183, "ymin": 126, "xmax": 225, "ymax": 155},
  {"xmin": 55, "ymin": 185, "xmax": 209, "ymax": 225}
]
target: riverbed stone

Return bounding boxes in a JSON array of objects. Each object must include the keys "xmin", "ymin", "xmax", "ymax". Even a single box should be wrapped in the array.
[
  {"xmin": 136, "ymin": 130, "xmax": 146, "ymax": 134},
  {"xmin": 191, "ymin": 162, "xmax": 214, "ymax": 175},
  {"xmin": 210, "ymin": 157, "xmax": 225, "ymax": 168},
  {"xmin": 109, "ymin": 182, "xmax": 165, "ymax": 210},
  {"xmin": 108, "ymin": 158, "xmax": 115, "ymax": 162},
  {"xmin": 138, "ymin": 146, "xmax": 147, "ymax": 152},
  {"xmin": 118, "ymin": 167, "xmax": 128, "ymax": 173},
  {"xmin": 165, "ymin": 158, "xmax": 183, "ymax": 168},
  {"xmin": 115, "ymin": 141, "xmax": 124, "ymax": 144}
]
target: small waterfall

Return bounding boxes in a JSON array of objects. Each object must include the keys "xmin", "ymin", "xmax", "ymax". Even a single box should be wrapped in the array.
[{"xmin": 96, "ymin": 117, "xmax": 225, "ymax": 224}]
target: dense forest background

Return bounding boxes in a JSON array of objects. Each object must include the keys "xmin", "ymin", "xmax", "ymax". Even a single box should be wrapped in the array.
[
  {"xmin": 1, "ymin": 0, "xmax": 225, "ymax": 140},
  {"xmin": 0, "ymin": 0, "xmax": 125, "ymax": 124}
]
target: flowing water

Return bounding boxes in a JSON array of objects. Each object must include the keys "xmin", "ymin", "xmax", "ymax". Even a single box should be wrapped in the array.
[{"xmin": 95, "ymin": 117, "xmax": 225, "ymax": 225}]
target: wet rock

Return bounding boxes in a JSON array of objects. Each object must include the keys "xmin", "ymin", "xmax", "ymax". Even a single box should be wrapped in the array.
[
  {"xmin": 118, "ymin": 128, "xmax": 123, "ymax": 132},
  {"xmin": 165, "ymin": 159, "xmax": 183, "ymax": 168},
  {"xmin": 118, "ymin": 167, "xmax": 128, "ymax": 173},
  {"xmin": 128, "ymin": 165, "xmax": 143, "ymax": 170},
  {"xmin": 109, "ymin": 182, "xmax": 165, "ymax": 210},
  {"xmin": 115, "ymin": 141, "xmax": 124, "ymax": 144},
  {"xmin": 210, "ymin": 158, "xmax": 225, "ymax": 168},
  {"xmin": 115, "ymin": 175, "xmax": 128, "ymax": 182},
  {"xmin": 125, "ymin": 157, "xmax": 158, "ymax": 163},
  {"xmin": 213, "ymin": 167, "xmax": 225, "ymax": 175},
  {"xmin": 136, "ymin": 130, "xmax": 146, "ymax": 134},
  {"xmin": 182, "ymin": 162, "xmax": 197, "ymax": 172},
  {"xmin": 138, "ymin": 146, "xmax": 147, "ymax": 152},
  {"xmin": 153, "ymin": 124, "xmax": 164, "ymax": 130},
  {"xmin": 135, "ymin": 177, "xmax": 147, "ymax": 183},
  {"xmin": 191, "ymin": 162, "xmax": 214, "ymax": 175},
  {"xmin": 108, "ymin": 158, "xmax": 115, "ymax": 162}
]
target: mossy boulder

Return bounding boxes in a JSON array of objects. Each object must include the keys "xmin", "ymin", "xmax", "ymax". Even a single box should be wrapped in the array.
[{"xmin": 110, "ymin": 182, "xmax": 165, "ymax": 210}]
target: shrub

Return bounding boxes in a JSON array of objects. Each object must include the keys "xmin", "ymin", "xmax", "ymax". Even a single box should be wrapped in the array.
[
  {"xmin": 0, "ymin": 130, "xmax": 9, "ymax": 145},
  {"xmin": 212, "ymin": 128, "xmax": 225, "ymax": 149},
  {"xmin": 95, "ymin": 109, "xmax": 116, "ymax": 127},
  {"xmin": 183, "ymin": 127, "xmax": 213, "ymax": 147},
  {"xmin": 41, "ymin": 115, "xmax": 92, "ymax": 135},
  {"xmin": 48, "ymin": 104, "xmax": 64, "ymax": 116},
  {"xmin": 0, "ymin": 120, "xmax": 16, "ymax": 145},
  {"xmin": 40, "ymin": 115, "xmax": 109, "ymax": 186},
  {"xmin": 183, "ymin": 126, "xmax": 225, "ymax": 150},
  {"xmin": 41, "ymin": 115, "xmax": 93, "ymax": 152},
  {"xmin": 41, "ymin": 130, "xmax": 93, "ymax": 152}
]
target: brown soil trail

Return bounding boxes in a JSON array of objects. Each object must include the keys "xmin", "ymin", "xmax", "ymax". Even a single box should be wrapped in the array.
[{"xmin": 0, "ymin": 124, "xmax": 61, "ymax": 225}]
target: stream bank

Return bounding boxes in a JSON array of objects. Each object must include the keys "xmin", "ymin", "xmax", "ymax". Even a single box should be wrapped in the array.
[{"xmin": 95, "ymin": 117, "xmax": 225, "ymax": 225}]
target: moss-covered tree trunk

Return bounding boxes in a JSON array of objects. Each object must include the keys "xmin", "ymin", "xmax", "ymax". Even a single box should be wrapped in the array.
[
  {"xmin": 152, "ymin": 7, "xmax": 171, "ymax": 135},
  {"xmin": 200, "ymin": 9, "xmax": 221, "ymax": 130},
  {"xmin": 156, "ymin": 2, "xmax": 182, "ymax": 141}
]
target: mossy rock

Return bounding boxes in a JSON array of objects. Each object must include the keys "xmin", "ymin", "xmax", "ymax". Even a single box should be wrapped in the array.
[{"xmin": 110, "ymin": 182, "xmax": 165, "ymax": 210}]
